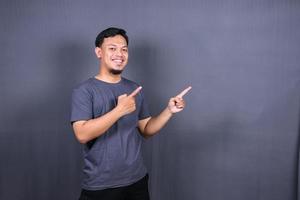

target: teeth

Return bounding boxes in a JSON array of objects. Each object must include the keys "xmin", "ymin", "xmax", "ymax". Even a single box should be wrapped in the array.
[{"xmin": 113, "ymin": 59, "xmax": 123, "ymax": 64}]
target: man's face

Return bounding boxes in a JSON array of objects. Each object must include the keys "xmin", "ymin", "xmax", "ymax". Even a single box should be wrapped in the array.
[{"xmin": 96, "ymin": 35, "xmax": 128, "ymax": 75}]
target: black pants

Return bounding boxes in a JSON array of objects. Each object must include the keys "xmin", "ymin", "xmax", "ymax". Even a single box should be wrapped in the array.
[{"xmin": 79, "ymin": 174, "xmax": 150, "ymax": 200}]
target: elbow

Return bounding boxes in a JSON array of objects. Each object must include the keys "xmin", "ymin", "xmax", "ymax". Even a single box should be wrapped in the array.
[
  {"xmin": 73, "ymin": 121, "xmax": 92, "ymax": 144},
  {"xmin": 78, "ymin": 138, "xmax": 88, "ymax": 144},
  {"xmin": 141, "ymin": 128, "xmax": 157, "ymax": 138},
  {"xmin": 74, "ymin": 132, "xmax": 89, "ymax": 144}
]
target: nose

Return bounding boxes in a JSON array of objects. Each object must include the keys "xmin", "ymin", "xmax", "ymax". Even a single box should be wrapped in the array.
[{"xmin": 115, "ymin": 49, "xmax": 123, "ymax": 56}]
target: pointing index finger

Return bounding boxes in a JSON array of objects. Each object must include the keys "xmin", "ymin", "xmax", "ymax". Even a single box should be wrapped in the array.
[
  {"xmin": 129, "ymin": 86, "xmax": 142, "ymax": 97},
  {"xmin": 177, "ymin": 86, "xmax": 192, "ymax": 98}
]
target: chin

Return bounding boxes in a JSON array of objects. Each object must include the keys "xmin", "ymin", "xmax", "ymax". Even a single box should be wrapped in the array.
[{"xmin": 110, "ymin": 69, "xmax": 123, "ymax": 75}]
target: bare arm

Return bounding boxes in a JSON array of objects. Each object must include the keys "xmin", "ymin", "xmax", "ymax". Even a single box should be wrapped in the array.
[
  {"xmin": 138, "ymin": 108, "xmax": 173, "ymax": 138},
  {"xmin": 138, "ymin": 86, "xmax": 192, "ymax": 138},
  {"xmin": 73, "ymin": 86, "xmax": 142, "ymax": 144},
  {"xmin": 73, "ymin": 107, "xmax": 123, "ymax": 144}
]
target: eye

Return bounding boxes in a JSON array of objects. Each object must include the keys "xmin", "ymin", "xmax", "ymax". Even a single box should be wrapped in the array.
[
  {"xmin": 122, "ymin": 48, "xmax": 128, "ymax": 52},
  {"xmin": 109, "ymin": 47, "xmax": 116, "ymax": 51}
]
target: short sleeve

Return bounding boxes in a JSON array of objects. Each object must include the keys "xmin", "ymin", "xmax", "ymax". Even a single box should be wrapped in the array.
[
  {"xmin": 138, "ymin": 91, "xmax": 151, "ymax": 120},
  {"xmin": 70, "ymin": 86, "xmax": 93, "ymax": 124}
]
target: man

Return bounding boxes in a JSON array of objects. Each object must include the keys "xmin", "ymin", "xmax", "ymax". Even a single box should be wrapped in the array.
[{"xmin": 71, "ymin": 27, "xmax": 191, "ymax": 200}]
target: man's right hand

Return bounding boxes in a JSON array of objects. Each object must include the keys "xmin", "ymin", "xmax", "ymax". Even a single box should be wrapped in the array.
[{"xmin": 116, "ymin": 86, "xmax": 142, "ymax": 116}]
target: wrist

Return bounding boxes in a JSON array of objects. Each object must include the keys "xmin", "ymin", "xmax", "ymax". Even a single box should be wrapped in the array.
[
  {"xmin": 113, "ymin": 106, "xmax": 125, "ymax": 118},
  {"xmin": 165, "ymin": 107, "xmax": 174, "ymax": 116}
]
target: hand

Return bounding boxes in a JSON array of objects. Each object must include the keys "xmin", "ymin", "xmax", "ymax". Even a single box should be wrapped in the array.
[
  {"xmin": 168, "ymin": 86, "xmax": 192, "ymax": 114},
  {"xmin": 116, "ymin": 86, "xmax": 142, "ymax": 116}
]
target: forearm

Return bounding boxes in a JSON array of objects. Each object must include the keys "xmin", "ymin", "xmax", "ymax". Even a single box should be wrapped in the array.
[
  {"xmin": 143, "ymin": 107, "xmax": 173, "ymax": 137},
  {"xmin": 74, "ymin": 107, "xmax": 123, "ymax": 143}
]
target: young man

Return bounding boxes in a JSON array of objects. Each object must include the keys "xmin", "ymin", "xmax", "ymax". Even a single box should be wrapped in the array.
[{"xmin": 71, "ymin": 27, "xmax": 191, "ymax": 200}]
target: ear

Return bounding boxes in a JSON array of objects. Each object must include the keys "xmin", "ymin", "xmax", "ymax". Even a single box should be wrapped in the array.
[{"xmin": 95, "ymin": 47, "xmax": 102, "ymax": 59}]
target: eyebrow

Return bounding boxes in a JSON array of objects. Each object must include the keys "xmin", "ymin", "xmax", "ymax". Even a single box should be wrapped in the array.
[{"xmin": 106, "ymin": 44, "xmax": 128, "ymax": 48}]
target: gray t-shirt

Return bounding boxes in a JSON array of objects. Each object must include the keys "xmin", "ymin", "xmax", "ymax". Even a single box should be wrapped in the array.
[{"xmin": 70, "ymin": 77, "xmax": 150, "ymax": 190}]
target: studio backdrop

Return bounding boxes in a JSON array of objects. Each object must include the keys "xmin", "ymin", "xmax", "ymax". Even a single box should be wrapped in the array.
[{"xmin": 0, "ymin": 0, "xmax": 300, "ymax": 200}]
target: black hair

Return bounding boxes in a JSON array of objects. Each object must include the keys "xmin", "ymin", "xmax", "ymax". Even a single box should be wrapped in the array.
[{"xmin": 95, "ymin": 27, "xmax": 129, "ymax": 47}]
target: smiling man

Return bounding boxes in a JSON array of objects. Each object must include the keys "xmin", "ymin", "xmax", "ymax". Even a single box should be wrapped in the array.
[{"xmin": 71, "ymin": 27, "xmax": 191, "ymax": 200}]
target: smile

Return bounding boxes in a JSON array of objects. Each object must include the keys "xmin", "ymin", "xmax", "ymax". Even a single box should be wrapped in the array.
[{"xmin": 112, "ymin": 59, "xmax": 124, "ymax": 64}]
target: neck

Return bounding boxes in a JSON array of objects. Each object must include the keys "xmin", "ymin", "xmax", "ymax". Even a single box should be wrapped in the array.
[{"xmin": 95, "ymin": 71, "xmax": 122, "ymax": 83}]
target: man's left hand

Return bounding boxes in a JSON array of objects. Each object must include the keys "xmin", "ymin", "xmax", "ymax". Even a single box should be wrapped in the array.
[{"xmin": 167, "ymin": 86, "xmax": 192, "ymax": 114}]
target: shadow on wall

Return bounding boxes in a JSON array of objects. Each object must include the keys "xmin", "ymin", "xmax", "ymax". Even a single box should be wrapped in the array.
[{"xmin": 2, "ymin": 38, "xmax": 93, "ymax": 200}]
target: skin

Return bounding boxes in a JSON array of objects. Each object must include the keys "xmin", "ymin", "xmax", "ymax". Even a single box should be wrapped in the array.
[{"xmin": 72, "ymin": 34, "xmax": 191, "ymax": 143}]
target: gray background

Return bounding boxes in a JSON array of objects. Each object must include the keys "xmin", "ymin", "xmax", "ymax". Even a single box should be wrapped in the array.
[{"xmin": 1, "ymin": 0, "xmax": 300, "ymax": 200}]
